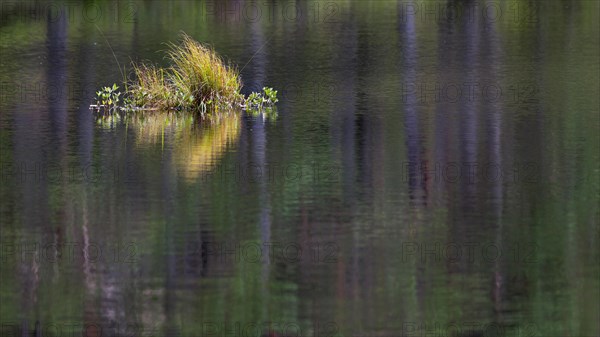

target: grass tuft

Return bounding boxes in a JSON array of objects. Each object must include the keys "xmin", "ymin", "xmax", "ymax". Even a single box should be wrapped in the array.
[
  {"xmin": 130, "ymin": 63, "xmax": 172, "ymax": 110},
  {"xmin": 167, "ymin": 33, "xmax": 242, "ymax": 109},
  {"xmin": 128, "ymin": 33, "xmax": 242, "ymax": 114}
]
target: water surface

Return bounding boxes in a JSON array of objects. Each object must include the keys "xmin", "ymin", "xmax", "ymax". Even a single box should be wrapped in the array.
[{"xmin": 1, "ymin": 1, "xmax": 599, "ymax": 336}]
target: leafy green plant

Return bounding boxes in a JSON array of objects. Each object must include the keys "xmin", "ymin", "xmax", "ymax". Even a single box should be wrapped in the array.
[
  {"xmin": 244, "ymin": 87, "xmax": 278, "ymax": 117},
  {"xmin": 95, "ymin": 84, "xmax": 121, "ymax": 112},
  {"xmin": 245, "ymin": 87, "xmax": 278, "ymax": 108},
  {"xmin": 262, "ymin": 87, "xmax": 278, "ymax": 103}
]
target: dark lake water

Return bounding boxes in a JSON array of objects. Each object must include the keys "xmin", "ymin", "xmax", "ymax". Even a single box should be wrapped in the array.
[{"xmin": 1, "ymin": 1, "xmax": 599, "ymax": 336}]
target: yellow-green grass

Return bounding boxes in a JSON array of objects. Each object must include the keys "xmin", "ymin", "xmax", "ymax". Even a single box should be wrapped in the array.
[
  {"xmin": 129, "ymin": 33, "xmax": 243, "ymax": 113},
  {"xmin": 167, "ymin": 34, "xmax": 242, "ymax": 108}
]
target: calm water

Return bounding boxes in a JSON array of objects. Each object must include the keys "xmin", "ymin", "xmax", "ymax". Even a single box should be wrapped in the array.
[{"xmin": 1, "ymin": 1, "xmax": 599, "ymax": 336}]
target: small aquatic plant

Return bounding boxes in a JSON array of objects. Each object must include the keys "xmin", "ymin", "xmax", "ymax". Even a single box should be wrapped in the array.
[
  {"xmin": 92, "ymin": 84, "xmax": 121, "ymax": 113},
  {"xmin": 245, "ymin": 87, "xmax": 279, "ymax": 120},
  {"xmin": 246, "ymin": 87, "xmax": 278, "ymax": 109},
  {"xmin": 91, "ymin": 33, "xmax": 277, "ymax": 119}
]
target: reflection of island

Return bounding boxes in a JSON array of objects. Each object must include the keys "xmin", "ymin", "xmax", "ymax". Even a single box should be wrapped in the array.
[
  {"xmin": 126, "ymin": 112, "xmax": 241, "ymax": 180},
  {"xmin": 175, "ymin": 115, "xmax": 241, "ymax": 180}
]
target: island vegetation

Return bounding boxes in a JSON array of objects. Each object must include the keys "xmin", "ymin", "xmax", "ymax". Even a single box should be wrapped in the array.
[{"xmin": 90, "ymin": 33, "xmax": 278, "ymax": 119}]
